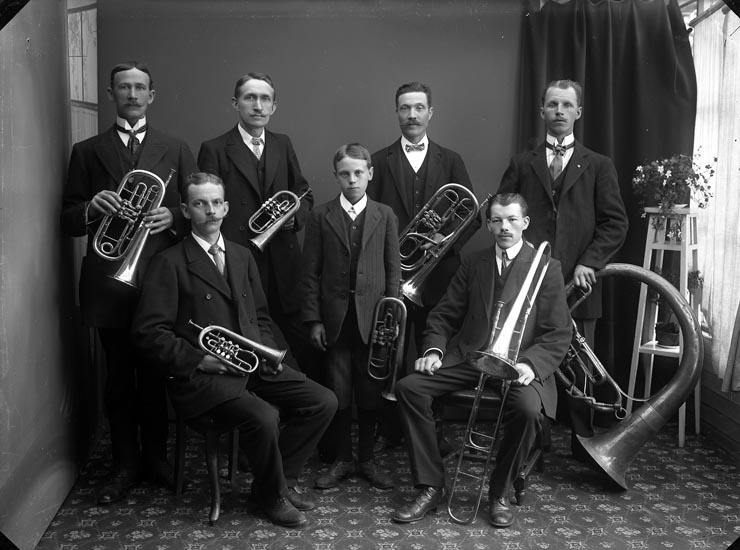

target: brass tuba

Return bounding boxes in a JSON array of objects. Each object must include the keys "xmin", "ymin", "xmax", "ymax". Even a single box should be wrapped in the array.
[
  {"xmin": 367, "ymin": 296, "xmax": 408, "ymax": 401},
  {"xmin": 559, "ymin": 263, "xmax": 703, "ymax": 490},
  {"xmin": 249, "ymin": 188, "xmax": 311, "ymax": 251},
  {"xmin": 399, "ymin": 184, "xmax": 490, "ymax": 306},
  {"xmin": 447, "ymin": 241, "xmax": 551, "ymax": 524},
  {"xmin": 93, "ymin": 168, "xmax": 175, "ymax": 287},
  {"xmin": 188, "ymin": 320, "xmax": 287, "ymax": 375}
]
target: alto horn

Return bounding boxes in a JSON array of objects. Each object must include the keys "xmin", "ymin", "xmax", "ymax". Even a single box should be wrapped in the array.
[
  {"xmin": 188, "ymin": 320, "xmax": 287, "ymax": 375},
  {"xmin": 249, "ymin": 188, "xmax": 311, "ymax": 251},
  {"xmin": 561, "ymin": 264, "xmax": 702, "ymax": 490},
  {"xmin": 399, "ymin": 184, "xmax": 490, "ymax": 306},
  {"xmin": 367, "ymin": 295, "xmax": 408, "ymax": 401},
  {"xmin": 447, "ymin": 241, "xmax": 551, "ymax": 525},
  {"xmin": 93, "ymin": 168, "xmax": 175, "ymax": 287}
]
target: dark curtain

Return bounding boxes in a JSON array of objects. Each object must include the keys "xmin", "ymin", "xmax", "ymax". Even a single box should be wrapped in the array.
[{"xmin": 517, "ymin": 0, "xmax": 697, "ymax": 391}]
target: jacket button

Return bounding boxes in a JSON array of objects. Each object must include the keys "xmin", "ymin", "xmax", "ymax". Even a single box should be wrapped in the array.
[
  {"xmin": 242, "ymin": 292, "xmax": 247, "ymax": 297},
  {"xmin": 205, "ymin": 293, "xmax": 212, "ymax": 300},
  {"xmin": 241, "ymin": 200, "xmax": 248, "ymax": 205}
]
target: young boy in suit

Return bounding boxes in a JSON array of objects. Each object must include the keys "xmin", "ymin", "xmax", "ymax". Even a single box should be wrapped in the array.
[{"xmin": 301, "ymin": 143, "xmax": 401, "ymax": 490}]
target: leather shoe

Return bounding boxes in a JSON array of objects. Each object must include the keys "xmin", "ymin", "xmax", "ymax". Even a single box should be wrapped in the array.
[
  {"xmin": 391, "ymin": 485, "xmax": 445, "ymax": 523},
  {"xmin": 96, "ymin": 469, "xmax": 142, "ymax": 505},
  {"xmin": 262, "ymin": 495, "xmax": 308, "ymax": 528},
  {"xmin": 373, "ymin": 435, "xmax": 403, "ymax": 455},
  {"xmin": 315, "ymin": 459, "xmax": 356, "ymax": 489},
  {"xmin": 358, "ymin": 459, "xmax": 394, "ymax": 490},
  {"xmin": 287, "ymin": 485, "xmax": 316, "ymax": 510},
  {"xmin": 489, "ymin": 496, "xmax": 514, "ymax": 528}
]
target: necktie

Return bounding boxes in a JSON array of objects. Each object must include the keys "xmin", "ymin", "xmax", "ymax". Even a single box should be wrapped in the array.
[
  {"xmin": 116, "ymin": 124, "xmax": 147, "ymax": 155},
  {"xmin": 209, "ymin": 243, "xmax": 226, "ymax": 277},
  {"xmin": 348, "ymin": 206, "xmax": 357, "ymax": 220},
  {"xmin": 546, "ymin": 141, "xmax": 574, "ymax": 181},
  {"xmin": 405, "ymin": 143, "xmax": 425, "ymax": 152},
  {"xmin": 501, "ymin": 250, "xmax": 509, "ymax": 274},
  {"xmin": 251, "ymin": 137, "xmax": 263, "ymax": 160}
]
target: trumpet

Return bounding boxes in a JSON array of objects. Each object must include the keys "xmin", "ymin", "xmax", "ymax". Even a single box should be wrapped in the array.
[
  {"xmin": 249, "ymin": 188, "xmax": 311, "ymax": 251},
  {"xmin": 93, "ymin": 168, "xmax": 175, "ymax": 287},
  {"xmin": 399, "ymin": 184, "xmax": 490, "ymax": 306},
  {"xmin": 188, "ymin": 320, "xmax": 287, "ymax": 375},
  {"xmin": 367, "ymin": 296, "xmax": 408, "ymax": 401},
  {"xmin": 447, "ymin": 242, "xmax": 550, "ymax": 525}
]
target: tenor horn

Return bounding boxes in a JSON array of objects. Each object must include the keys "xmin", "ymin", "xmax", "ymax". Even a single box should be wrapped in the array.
[
  {"xmin": 93, "ymin": 168, "xmax": 175, "ymax": 287},
  {"xmin": 188, "ymin": 320, "xmax": 287, "ymax": 375},
  {"xmin": 248, "ymin": 188, "xmax": 311, "ymax": 251},
  {"xmin": 399, "ymin": 184, "xmax": 490, "ymax": 306},
  {"xmin": 367, "ymin": 296, "xmax": 407, "ymax": 401},
  {"xmin": 447, "ymin": 241, "xmax": 550, "ymax": 525},
  {"xmin": 561, "ymin": 264, "xmax": 702, "ymax": 490}
]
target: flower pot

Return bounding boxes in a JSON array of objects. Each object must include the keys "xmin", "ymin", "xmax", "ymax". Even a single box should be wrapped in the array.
[{"xmin": 655, "ymin": 328, "xmax": 679, "ymax": 347}]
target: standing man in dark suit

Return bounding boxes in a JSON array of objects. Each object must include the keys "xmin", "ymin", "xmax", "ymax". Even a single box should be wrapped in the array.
[
  {"xmin": 131, "ymin": 173, "xmax": 337, "ymax": 528},
  {"xmin": 198, "ymin": 73, "xmax": 314, "ymax": 375},
  {"xmin": 497, "ymin": 79, "xmax": 628, "ymax": 458},
  {"xmin": 369, "ymin": 81, "xmax": 481, "ymax": 452},
  {"xmin": 391, "ymin": 193, "xmax": 572, "ymax": 527},
  {"xmin": 61, "ymin": 61, "xmax": 198, "ymax": 504}
]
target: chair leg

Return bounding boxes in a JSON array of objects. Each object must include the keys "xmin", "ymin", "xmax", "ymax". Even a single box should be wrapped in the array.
[
  {"xmin": 174, "ymin": 417, "xmax": 186, "ymax": 496},
  {"xmin": 228, "ymin": 429, "xmax": 239, "ymax": 486},
  {"xmin": 204, "ymin": 430, "xmax": 222, "ymax": 526}
]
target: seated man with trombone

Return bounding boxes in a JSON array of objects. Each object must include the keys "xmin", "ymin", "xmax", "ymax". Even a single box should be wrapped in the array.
[
  {"xmin": 132, "ymin": 173, "xmax": 337, "ymax": 528},
  {"xmin": 392, "ymin": 192, "xmax": 572, "ymax": 527}
]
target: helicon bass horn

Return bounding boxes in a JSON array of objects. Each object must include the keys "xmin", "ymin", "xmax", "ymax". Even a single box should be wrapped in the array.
[
  {"xmin": 559, "ymin": 263, "xmax": 702, "ymax": 490},
  {"xmin": 399, "ymin": 184, "xmax": 491, "ymax": 306},
  {"xmin": 93, "ymin": 168, "xmax": 175, "ymax": 287},
  {"xmin": 447, "ymin": 241, "xmax": 551, "ymax": 525},
  {"xmin": 367, "ymin": 296, "xmax": 407, "ymax": 401},
  {"xmin": 249, "ymin": 188, "xmax": 311, "ymax": 251},
  {"xmin": 188, "ymin": 320, "xmax": 287, "ymax": 375}
]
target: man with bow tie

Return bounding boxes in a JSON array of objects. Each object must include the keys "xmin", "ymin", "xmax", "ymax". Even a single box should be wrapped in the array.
[
  {"xmin": 497, "ymin": 79, "xmax": 628, "ymax": 459},
  {"xmin": 369, "ymin": 82, "xmax": 482, "ymax": 454},
  {"xmin": 61, "ymin": 61, "xmax": 197, "ymax": 504}
]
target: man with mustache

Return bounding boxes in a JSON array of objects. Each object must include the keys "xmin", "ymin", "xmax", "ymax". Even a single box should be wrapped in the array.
[
  {"xmin": 368, "ymin": 81, "xmax": 481, "ymax": 453},
  {"xmin": 61, "ymin": 61, "xmax": 197, "ymax": 504},
  {"xmin": 497, "ymin": 79, "xmax": 627, "ymax": 460}
]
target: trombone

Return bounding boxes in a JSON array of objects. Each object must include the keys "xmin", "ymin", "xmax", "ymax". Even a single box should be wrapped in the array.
[
  {"xmin": 447, "ymin": 241, "xmax": 551, "ymax": 524},
  {"xmin": 249, "ymin": 188, "xmax": 311, "ymax": 251},
  {"xmin": 367, "ymin": 295, "xmax": 407, "ymax": 401}
]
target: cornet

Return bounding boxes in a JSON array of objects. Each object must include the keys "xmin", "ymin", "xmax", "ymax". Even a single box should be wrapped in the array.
[
  {"xmin": 249, "ymin": 188, "xmax": 311, "ymax": 251},
  {"xmin": 93, "ymin": 168, "xmax": 175, "ymax": 287},
  {"xmin": 189, "ymin": 320, "xmax": 287, "ymax": 376},
  {"xmin": 367, "ymin": 296, "xmax": 407, "ymax": 401},
  {"xmin": 399, "ymin": 184, "xmax": 490, "ymax": 306}
]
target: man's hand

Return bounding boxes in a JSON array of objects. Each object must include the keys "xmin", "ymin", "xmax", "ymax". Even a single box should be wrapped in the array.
[
  {"xmin": 144, "ymin": 207, "xmax": 174, "ymax": 235},
  {"xmin": 414, "ymin": 351, "xmax": 442, "ymax": 376},
  {"xmin": 309, "ymin": 323, "xmax": 327, "ymax": 351},
  {"xmin": 260, "ymin": 360, "xmax": 284, "ymax": 376},
  {"xmin": 513, "ymin": 362, "xmax": 536, "ymax": 386},
  {"xmin": 420, "ymin": 232, "xmax": 444, "ymax": 250},
  {"xmin": 280, "ymin": 215, "xmax": 296, "ymax": 231},
  {"xmin": 88, "ymin": 190, "xmax": 122, "ymax": 219},
  {"xmin": 573, "ymin": 264, "xmax": 597, "ymax": 291},
  {"xmin": 196, "ymin": 355, "xmax": 245, "ymax": 376}
]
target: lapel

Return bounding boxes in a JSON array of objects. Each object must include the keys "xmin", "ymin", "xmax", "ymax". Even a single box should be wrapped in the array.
[
  {"xmin": 529, "ymin": 142, "xmax": 553, "ymax": 206},
  {"xmin": 386, "ymin": 140, "xmax": 412, "ymax": 221},
  {"xmin": 184, "ymin": 236, "xmax": 233, "ymax": 299},
  {"xmin": 136, "ymin": 126, "xmax": 168, "ymax": 172},
  {"xmin": 424, "ymin": 140, "xmax": 445, "ymax": 198},
  {"xmin": 94, "ymin": 126, "xmax": 127, "ymax": 186},
  {"xmin": 325, "ymin": 198, "xmax": 350, "ymax": 252},
  {"xmin": 475, "ymin": 247, "xmax": 497, "ymax": 319},
  {"xmin": 559, "ymin": 141, "xmax": 588, "ymax": 199},
  {"xmin": 225, "ymin": 125, "xmax": 262, "ymax": 199},
  {"xmin": 263, "ymin": 130, "xmax": 279, "ymax": 195},
  {"xmin": 499, "ymin": 242, "xmax": 536, "ymax": 306},
  {"xmin": 361, "ymin": 199, "xmax": 382, "ymax": 250}
]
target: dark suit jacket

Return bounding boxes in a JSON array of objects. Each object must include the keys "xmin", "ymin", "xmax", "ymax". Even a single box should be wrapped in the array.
[
  {"xmin": 61, "ymin": 125, "xmax": 198, "ymax": 327},
  {"xmin": 369, "ymin": 139, "xmax": 480, "ymax": 305},
  {"xmin": 301, "ymin": 197, "xmax": 401, "ymax": 346},
  {"xmin": 497, "ymin": 141, "xmax": 628, "ymax": 318},
  {"xmin": 131, "ymin": 236, "xmax": 306, "ymax": 419},
  {"xmin": 198, "ymin": 126, "xmax": 312, "ymax": 313},
  {"xmin": 422, "ymin": 242, "xmax": 572, "ymax": 419}
]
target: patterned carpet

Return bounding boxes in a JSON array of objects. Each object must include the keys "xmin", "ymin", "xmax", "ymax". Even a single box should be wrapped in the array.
[{"xmin": 37, "ymin": 420, "xmax": 740, "ymax": 550}]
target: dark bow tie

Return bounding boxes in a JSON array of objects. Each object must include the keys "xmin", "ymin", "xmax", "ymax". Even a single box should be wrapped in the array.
[
  {"xmin": 405, "ymin": 143, "xmax": 425, "ymax": 152},
  {"xmin": 546, "ymin": 141, "xmax": 574, "ymax": 157}
]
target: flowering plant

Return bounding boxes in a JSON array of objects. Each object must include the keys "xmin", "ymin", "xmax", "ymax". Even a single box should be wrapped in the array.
[{"xmin": 631, "ymin": 153, "xmax": 715, "ymax": 218}]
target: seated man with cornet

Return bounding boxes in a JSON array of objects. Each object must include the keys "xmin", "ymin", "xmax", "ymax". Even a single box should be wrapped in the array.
[
  {"xmin": 132, "ymin": 173, "xmax": 337, "ymax": 529},
  {"xmin": 391, "ymin": 192, "xmax": 572, "ymax": 528}
]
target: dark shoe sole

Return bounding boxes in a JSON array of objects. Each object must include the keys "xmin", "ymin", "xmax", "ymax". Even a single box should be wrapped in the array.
[{"xmin": 391, "ymin": 507, "xmax": 437, "ymax": 523}]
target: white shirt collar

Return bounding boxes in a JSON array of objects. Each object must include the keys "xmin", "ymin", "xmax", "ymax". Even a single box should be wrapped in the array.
[
  {"xmin": 401, "ymin": 134, "xmax": 429, "ymax": 151},
  {"xmin": 340, "ymin": 193, "xmax": 367, "ymax": 217},
  {"xmin": 238, "ymin": 124, "xmax": 265, "ymax": 147},
  {"xmin": 192, "ymin": 232, "xmax": 226, "ymax": 259},
  {"xmin": 546, "ymin": 133, "xmax": 575, "ymax": 147},
  {"xmin": 115, "ymin": 116, "xmax": 147, "ymax": 146},
  {"xmin": 495, "ymin": 238, "xmax": 524, "ymax": 267}
]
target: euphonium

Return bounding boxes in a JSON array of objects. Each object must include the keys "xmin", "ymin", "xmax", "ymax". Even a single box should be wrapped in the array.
[
  {"xmin": 188, "ymin": 320, "xmax": 287, "ymax": 375},
  {"xmin": 93, "ymin": 168, "xmax": 175, "ymax": 287},
  {"xmin": 559, "ymin": 264, "xmax": 702, "ymax": 490},
  {"xmin": 399, "ymin": 184, "xmax": 490, "ymax": 306},
  {"xmin": 447, "ymin": 241, "xmax": 550, "ymax": 525},
  {"xmin": 366, "ymin": 296, "xmax": 407, "ymax": 401},
  {"xmin": 249, "ymin": 188, "xmax": 311, "ymax": 251}
]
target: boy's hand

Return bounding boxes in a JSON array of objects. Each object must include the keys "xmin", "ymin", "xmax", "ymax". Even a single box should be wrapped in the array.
[{"xmin": 309, "ymin": 323, "xmax": 327, "ymax": 351}]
